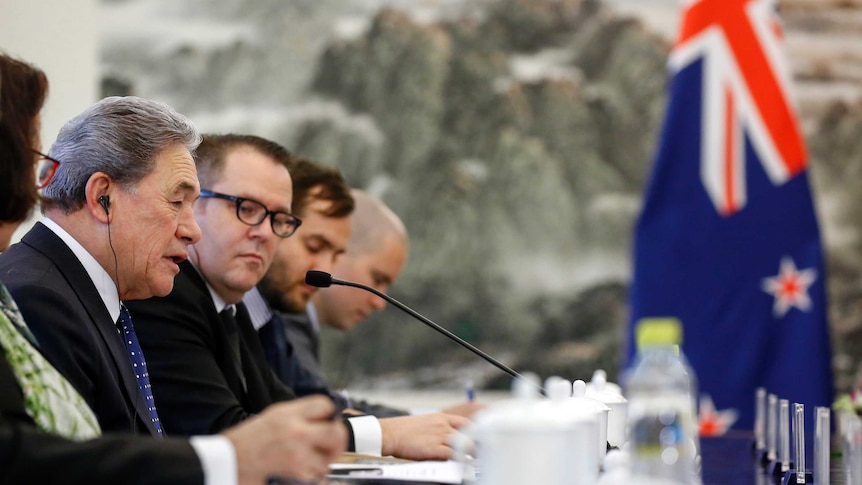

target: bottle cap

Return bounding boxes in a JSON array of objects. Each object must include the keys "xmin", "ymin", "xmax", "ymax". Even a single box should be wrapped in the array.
[{"xmin": 636, "ymin": 317, "xmax": 682, "ymax": 349}]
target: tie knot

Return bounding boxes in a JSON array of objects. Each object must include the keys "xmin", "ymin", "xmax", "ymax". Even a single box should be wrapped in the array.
[{"xmin": 220, "ymin": 305, "xmax": 239, "ymax": 335}]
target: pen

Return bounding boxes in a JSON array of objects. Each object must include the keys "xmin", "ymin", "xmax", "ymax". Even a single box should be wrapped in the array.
[{"xmin": 465, "ymin": 379, "xmax": 475, "ymax": 402}]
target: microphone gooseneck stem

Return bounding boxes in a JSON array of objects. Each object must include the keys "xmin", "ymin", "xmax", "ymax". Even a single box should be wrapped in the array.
[{"xmin": 332, "ymin": 277, "xmax": 525, "ymax": 382}]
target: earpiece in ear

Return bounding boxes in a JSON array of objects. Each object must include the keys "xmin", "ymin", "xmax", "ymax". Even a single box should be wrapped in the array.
[{"xmin": 98, "ymin": 195, "xmax": 110, "ymax": 215}]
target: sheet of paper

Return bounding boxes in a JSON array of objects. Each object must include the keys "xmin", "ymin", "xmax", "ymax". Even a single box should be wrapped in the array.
[{"xmin": 328, "ymin": 460, "xmax": 471, "ymax": 483}]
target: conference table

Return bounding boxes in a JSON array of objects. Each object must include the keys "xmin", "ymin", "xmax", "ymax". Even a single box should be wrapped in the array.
[
  {"xmin": 699, "ymin": 432, "xmax": 845, "ymax": 485},
  {"xmin": 325, "ymin": 431, "xmax": 847, "ymax": 484}
]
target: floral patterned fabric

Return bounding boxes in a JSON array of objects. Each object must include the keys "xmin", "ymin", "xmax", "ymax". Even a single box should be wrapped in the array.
[{"xmin": 0, "ymin": 281, "xmax": 101, "ymax": 440}]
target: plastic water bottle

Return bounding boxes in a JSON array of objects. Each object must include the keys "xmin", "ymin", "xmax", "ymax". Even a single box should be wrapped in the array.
[{"xmin": 623, "ymin": 318, "xmax": 699, "ymax": 484}]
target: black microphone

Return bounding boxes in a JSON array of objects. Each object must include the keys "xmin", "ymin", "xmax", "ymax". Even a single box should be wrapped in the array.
[{"xmin": 306, "ymin": 270, "xmax": 529, "ymax": 383}]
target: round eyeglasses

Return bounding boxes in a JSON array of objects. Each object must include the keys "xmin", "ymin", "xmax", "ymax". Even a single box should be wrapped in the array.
[
  {"xmin": 199, "ymin": 189, "xmax": 302, "ymax": 238},
  {"xmin": 32, "ymin": 150, "xmax": 60, "ymax": 189}
]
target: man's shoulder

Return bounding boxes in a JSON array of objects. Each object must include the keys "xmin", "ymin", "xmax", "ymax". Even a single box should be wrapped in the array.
[
  {"xmin": 0, "ymin": 241, "xmax": 78, "ymax": 303},
  {"xmin": 277, "ymin": 310, "xmax": 311, "ymax": 327},
  {"xmin": 0, "ymin": 242, "xmax": 53, "ymax": 283},
  {"xmin": 0, "ymin": 224, "xmax": 74, "ymax": 283},
  {"xmin": 278, "ymin": 310, "xmax": 317, "ymax": 344},
  {"xmin": 0, "ymin": 236, "xmax": 49, "ymax": 274}
]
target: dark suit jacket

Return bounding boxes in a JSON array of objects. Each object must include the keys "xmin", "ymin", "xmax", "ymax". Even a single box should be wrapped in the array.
[
  {"xmin": 281, "ymin": 310, "xmax": 324, "ymax": 381},
  {"xmin": 0, "ymin": 345, "xmax": 203, "ymax": 484},
  {"xmin": 0, "ymin": 223, "xmax": 160, "ymax": 436},
  {"xmin": 257, "ymin": 312, "xmax": 332, "ymax": 400},
  {"xmin": 126, "ymin": 261, "xmax": 299, "ymax": 436},
  {"xmin": 261, "ymin": 310, "xmax": 408, "ymax": 418}
]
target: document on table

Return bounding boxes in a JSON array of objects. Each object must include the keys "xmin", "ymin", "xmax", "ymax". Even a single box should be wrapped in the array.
[{"xmin": 328, "ymin": 460, "xmax": 473, "ymax": 483}]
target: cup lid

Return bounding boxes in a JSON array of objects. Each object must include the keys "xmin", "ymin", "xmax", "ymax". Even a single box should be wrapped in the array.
[{"xmin": 571, "ymin": 380, "xmax": 611, "ymax": 413}]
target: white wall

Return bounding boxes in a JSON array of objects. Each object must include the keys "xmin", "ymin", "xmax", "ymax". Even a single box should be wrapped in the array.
[{"xmin": 0, "ymin": 0, "xmax": 99, "ymax": 240}]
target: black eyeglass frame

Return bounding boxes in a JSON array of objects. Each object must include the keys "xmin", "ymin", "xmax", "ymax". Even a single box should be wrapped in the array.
[
  {"xmin": 198, "ymin": 189, "xmax": 302, "ymax": 238},
  {"xmin": 32, "ymin": 150, "xmax": 61, "ymax": 189}
]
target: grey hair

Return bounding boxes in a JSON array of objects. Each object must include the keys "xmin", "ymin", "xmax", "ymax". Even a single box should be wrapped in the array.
[{"xmin": 42, "ymin": 96, "xmax": 201, "ymax": 212}]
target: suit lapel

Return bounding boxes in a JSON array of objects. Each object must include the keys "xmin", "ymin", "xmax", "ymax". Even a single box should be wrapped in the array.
[
  {"xmin": 179, "ymin": 262, "xmax": 249, "ymax": 402},
  {"xmin": 22, "ymin": 223, "xmax": 158, "ymax": 436}
]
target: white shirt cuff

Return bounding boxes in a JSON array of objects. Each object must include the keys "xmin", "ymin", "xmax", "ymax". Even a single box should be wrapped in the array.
[
  {"xmin": 347, "ymin": 415, "xmax": 382, "ymax": 456},
  {"xmin": 190, "ymin": 435, "xmax": 237, "ymax": 485}
]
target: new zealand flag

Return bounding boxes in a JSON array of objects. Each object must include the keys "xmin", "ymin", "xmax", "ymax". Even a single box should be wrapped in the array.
[{"xmin": 628, "ymin": 0, "xmax": 832, "ymax": 431}]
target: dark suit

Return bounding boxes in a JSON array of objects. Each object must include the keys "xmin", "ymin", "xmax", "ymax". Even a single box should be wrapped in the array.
[
  {"xmin": 257, "ymin": 312, "xmax": 332, "ymax": 400},
  {"xmin": 127, "ymin": 261, "xmax": 305, "ymax": 435},
  {"xmin": 0, "ymin": 223, "xmax": 159, "ymax": 436},
  {"xmin": 260, "ymin": 309, "xmax": 408, "ymax": 418},
  {"xmin": 0, "ymin": 345, "xmax": 203, "ymax": 484},
  {"xmin": 281, "ymin": 310, "xmax": 324, "ymax": 381}
]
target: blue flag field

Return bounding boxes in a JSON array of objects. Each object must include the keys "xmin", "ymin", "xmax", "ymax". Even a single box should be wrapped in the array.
[{"xmin": 628, "ymin": 0, "xmax": 833, "ymax": 432}]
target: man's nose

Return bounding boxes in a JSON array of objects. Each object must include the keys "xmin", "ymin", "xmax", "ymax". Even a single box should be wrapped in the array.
[
  {"xmin": 179, "ymin": 207, "xmax": 202, "ymax": 244},
  {"xmin": 248, "ymin": 216, "xmax": 276, "ymax": 240}
]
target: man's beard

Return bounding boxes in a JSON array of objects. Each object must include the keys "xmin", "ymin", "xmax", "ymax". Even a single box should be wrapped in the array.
[{"xmin": 259, "ymin": 276, "xmax": 305, "ymax": 314}]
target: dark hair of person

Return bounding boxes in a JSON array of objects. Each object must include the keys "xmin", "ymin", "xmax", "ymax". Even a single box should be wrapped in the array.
[
  {"xmin": 0, "ymin": 54, "xmax": 48, "ymax": 223},
  {"xmin": 193, "ymin": 134, "xmax": 292, "ymax": 188},
  {"xmin": 285, "ymin": 155, "xmax": 354, "ymax": 218}
]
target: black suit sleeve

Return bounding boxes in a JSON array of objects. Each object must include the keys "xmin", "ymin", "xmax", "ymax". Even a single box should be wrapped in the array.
[
  {"xmin": 0, "ymin": 419, "xmax": 204, "ymax": 485},
  {"xmin": 0, "ymin": 346, "xmax": 203, "ymax": 484}
]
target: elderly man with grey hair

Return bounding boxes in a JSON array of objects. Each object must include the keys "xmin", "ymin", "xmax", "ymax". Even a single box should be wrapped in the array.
[
  {"xmin": 0, "ymin": 95, "xmax": 200, "ymax": 437},
  {"xmin": 0, "ymin": 96, "xmax": 347, "ymax": 484}
]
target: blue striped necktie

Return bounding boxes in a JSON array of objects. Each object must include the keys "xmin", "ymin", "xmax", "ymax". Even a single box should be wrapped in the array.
[{"xmin": 118, "ymin": 303, "xmax": 164, "ymax": 437}]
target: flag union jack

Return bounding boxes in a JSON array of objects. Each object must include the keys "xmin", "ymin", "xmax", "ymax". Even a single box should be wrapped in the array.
[{"xmin": 672, "ymin": 0, "xmax": 807, "ymax": 216}]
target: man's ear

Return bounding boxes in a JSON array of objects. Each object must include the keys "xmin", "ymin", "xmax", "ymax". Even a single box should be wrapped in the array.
[{"xmin": 85, "ymin": 172, "xmax": 114, "ymax": 224}]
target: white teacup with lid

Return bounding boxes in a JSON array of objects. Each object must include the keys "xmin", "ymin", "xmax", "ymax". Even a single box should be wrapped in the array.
[
  {"xmin": 571, "ymin": 379, "xmax": 611, "ymax": 465},
  {"xmin": 458, "ymin": 374, "xmax": 600, "ymax": 485},
  {"xmin": 585, "ymin": 370, "xmax": 628, "ymax": 448},
  {"xmin": 540, "ymin": 377, "xmax": 601, "ymax": 482},
  {"xmin": 586, "ymin": 369, "xmax": 622, "ymax": 395}
]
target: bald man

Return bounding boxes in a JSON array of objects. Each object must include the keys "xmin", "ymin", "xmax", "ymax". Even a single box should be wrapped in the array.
[
  {"xmin": 251, "ymin": 187, "xmax": 481, "ymax": 419},
  {"xmin": 311, "ymin": 190, "xmax": 408, "ymax": 332}
]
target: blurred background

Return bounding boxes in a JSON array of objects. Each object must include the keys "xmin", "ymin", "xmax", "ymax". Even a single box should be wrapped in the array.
[{"xmin": 4, "ymin": 0, "xmax": 862, "ymax": 396}]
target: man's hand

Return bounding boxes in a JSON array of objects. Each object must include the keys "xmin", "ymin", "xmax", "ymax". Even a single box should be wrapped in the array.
[
  {"xmin": 222, "ymin": 396, "xmax": 347, "ymax": 485},
  {"xmin": 379, "ymin": 413, "xmax": 470, "ymax": 460},
  {"xmin": 442, "ymin": 401, "xmax": 485, "ymax": 419}
]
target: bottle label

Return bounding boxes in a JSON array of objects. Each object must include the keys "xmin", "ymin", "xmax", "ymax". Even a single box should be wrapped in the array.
[{"xmin": 628, "ymin": 394, "xmax": 696, "ymax": 481}]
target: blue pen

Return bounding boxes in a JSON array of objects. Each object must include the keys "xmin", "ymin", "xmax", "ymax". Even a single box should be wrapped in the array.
[{"xmin": 465, "ymin": 379, "xmax": 475, "ymax": 402}]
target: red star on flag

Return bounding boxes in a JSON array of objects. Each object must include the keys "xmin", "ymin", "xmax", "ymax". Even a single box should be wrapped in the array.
[
  {"xmin": 761, "ymin": 256, "xmax": 817, "ymax": 318},
  {"xmin": 698, "ymin": 394, "xmax": 738, "ymax": 436}
]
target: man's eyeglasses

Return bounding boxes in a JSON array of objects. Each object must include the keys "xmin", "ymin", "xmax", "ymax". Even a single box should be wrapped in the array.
[
  {"xmin": 199, "ymin": 189, "xmax": 302, "ymax": 238},
  {"xmin": 32, "ymin": 150, "xmax": 60, "ymax": 189}
]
